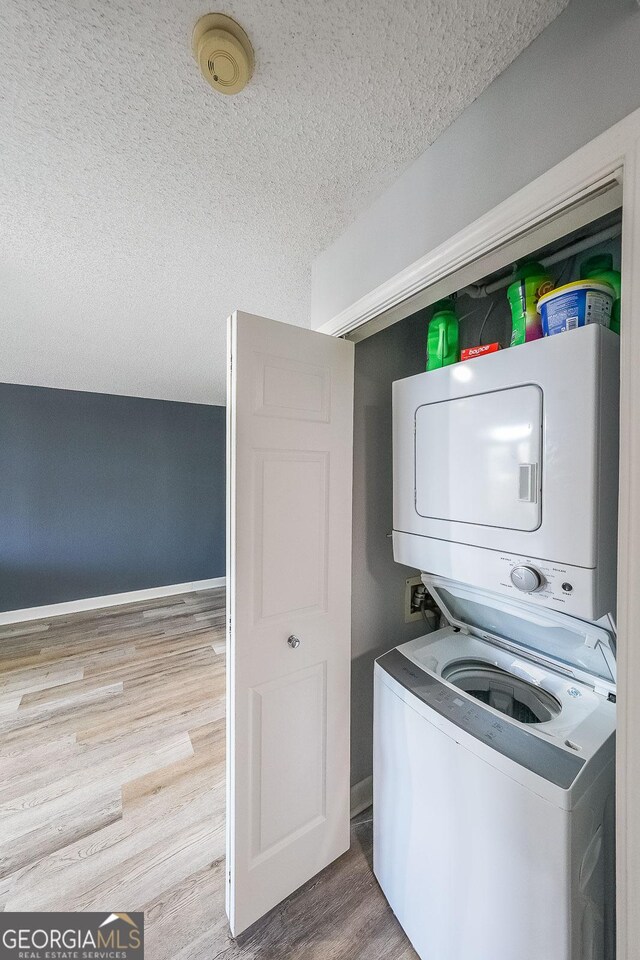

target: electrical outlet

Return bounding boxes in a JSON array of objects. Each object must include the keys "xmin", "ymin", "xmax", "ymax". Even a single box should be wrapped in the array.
[{"xmin": 405, "ymin": 576, "xmax": 425, "ymax": 622}]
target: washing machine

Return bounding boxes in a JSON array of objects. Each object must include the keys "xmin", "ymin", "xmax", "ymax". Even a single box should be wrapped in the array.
[{"xmin": 374, "ymin": 575, "xmax": 616, "ymax": 960}]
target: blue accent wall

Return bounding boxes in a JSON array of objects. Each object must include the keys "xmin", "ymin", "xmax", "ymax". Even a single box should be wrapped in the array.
[{"xmin": 0, "ymin": 383, "xmax": 225, "ymax": 613}]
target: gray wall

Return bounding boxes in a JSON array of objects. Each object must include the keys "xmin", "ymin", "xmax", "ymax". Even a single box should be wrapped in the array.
[
  {"xmin": 312, "ymin": 0, "xmax": 640, "ymax": 325},
  {"xmin": 336, "ymin": 0, "xmax": 640, "ymax": 783},
  {"xmin": 351, "ymin": 313, "xmax": 432, "ymax": 787},
  {"xmin": 0, "ymin": 383, "xmax": 225, "ymax": 613},
  {"xmin": 316, "ymin": 0, "xmax": 640, "ymax": 790},
  {"xmin": 348, "ymin": 229, "xmax": 623, "ymax": 788}
]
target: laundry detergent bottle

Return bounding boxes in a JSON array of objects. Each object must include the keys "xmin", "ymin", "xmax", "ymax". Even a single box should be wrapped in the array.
[
  {"xmin": 507, "ymin": 261, "xmax": 554, "ymax": 346},
  {"xmin": 426, "ymin": 299, "xmax": 459, "ymax": 371},
  {"xmin": 580, "ymin": 253, "xmax": 621, "ymax": 335}
]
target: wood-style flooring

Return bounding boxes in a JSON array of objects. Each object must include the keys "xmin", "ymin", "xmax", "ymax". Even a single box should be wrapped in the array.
[{"xmin": 0, "ymin": 589, "xmax": 416, "ymax": 959}]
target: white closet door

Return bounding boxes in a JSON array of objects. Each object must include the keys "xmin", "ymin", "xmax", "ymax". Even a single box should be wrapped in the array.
[{"xmin": 226, "ymin": 311, "xmax": 354, "ymax": 937}]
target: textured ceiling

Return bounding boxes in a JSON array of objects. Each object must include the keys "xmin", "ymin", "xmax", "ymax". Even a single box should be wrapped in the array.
[{"xmin": 0, "ymin": 0, "xmax": 568, "ymax": 404}]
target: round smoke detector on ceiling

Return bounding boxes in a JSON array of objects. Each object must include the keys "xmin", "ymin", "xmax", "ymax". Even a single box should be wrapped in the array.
[{"xmin": 192, "ymin": 13, "xmax": 254, "ymax": 95}]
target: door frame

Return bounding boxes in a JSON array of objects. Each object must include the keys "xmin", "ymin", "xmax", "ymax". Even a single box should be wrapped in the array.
[{"xmin": 316, "ymin": 106, "xmax": 640, "ymax": 960}]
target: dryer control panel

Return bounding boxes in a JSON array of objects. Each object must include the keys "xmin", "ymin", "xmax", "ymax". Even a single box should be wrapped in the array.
[
  {"xmin": 498, "ymin": 555, "xmax": 578, "ymax": 604},
  {"xmin": 393, "ymin": 530, "xmax": 606, "ymax": 619}
]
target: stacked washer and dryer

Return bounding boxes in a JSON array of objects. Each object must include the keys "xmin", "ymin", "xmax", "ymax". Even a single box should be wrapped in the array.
[{"xmin": 374, "ymin": 324, "xmax": 619, "ymax": 960}]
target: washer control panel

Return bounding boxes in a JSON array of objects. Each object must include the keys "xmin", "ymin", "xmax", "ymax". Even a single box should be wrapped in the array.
[
  {"xmin": 509, "ymin": 564, "xmax": 544, "ymax": 593},
  {"xmin": 377, "ymin": 649, "xmax": 586, "ymax": 789}
]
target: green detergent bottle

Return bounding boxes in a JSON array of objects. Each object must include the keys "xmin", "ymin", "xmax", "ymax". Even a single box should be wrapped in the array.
[
  {"xmin": 426, "ymin": 299, "xmax": 459, "ymax": 371},
  {"xmin": 507, "ymin": 261, "xmax": 554, "ymax": 345},
  {"xmin": 580, "ymin": 253, "xmax": 621, "ymax": 334}
]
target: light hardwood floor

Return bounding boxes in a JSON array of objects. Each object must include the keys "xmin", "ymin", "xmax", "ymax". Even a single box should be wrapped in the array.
[{"xmin": 0, "ymin": 589, "xmax": 416, "ymax": 959}]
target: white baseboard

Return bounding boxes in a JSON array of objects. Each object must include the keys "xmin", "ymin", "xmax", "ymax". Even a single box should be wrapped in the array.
[
  {"xmin": 350, "ymin": 775, "xmax": 373, "ymax": 818},
  {"xmin": 0, "ymin": 577, "xmax": 226, "ymax": 626}
]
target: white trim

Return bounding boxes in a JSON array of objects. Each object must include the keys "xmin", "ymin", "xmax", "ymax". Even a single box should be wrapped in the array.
[
  {"xmin": 350, "ymin": 775, "xmax": 373, "ymax": 818},
  {"xmin": 316, "ymin": 112, "xmax": 636, "ymax": 341},
  {"xmin": 225, "ymin": 314, "xmax": 236, "ymax": 925},
  {"xmin": 0, "ymin": 577, "xmax": 226, "ymax": 626},
  {"xmin": 317, "ymin": 104, "xmax": 640, "ymax": 960},
  {"xmin": 613, "ymin": 122, "xmax": 640, "ymax": 960}
]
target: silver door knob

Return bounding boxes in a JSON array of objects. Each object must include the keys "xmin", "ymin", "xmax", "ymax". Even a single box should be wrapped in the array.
[{"xmin": 287, "ymin": 635, "xmax": 301, "ymax": 649}]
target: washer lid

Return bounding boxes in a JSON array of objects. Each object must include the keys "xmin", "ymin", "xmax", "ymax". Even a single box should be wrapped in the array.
[{"xmin": 424, "ymin": 575, "xmax": 616, "ymax": 692}]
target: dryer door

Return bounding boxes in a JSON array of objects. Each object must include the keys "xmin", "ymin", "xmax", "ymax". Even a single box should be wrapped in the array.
[{"xmin": 415, "ymin": 385, "xmax": 542, "ymax": 531}]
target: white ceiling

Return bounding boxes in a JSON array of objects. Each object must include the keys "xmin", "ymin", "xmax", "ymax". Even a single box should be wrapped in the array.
[{"xmin": 0, "ymin": 0, "xmax": 568, "ymax": 405}]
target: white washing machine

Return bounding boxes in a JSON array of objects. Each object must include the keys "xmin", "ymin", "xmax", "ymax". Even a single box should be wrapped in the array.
[{"xmin": 374, "ymin": 575, "xmax": 616, "ymax": 960}]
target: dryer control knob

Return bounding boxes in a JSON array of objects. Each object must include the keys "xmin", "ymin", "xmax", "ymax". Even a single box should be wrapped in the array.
[{"xmin": 510, "ymin": 565, "xmax": 543, "ymax": 593}]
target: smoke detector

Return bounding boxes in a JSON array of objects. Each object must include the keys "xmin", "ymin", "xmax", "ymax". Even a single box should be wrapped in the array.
[{"xmin": 192, "ymin": 13, "xmax": 254, "ymax": 95}]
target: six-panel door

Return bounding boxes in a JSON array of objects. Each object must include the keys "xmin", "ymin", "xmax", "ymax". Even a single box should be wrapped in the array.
[{"xmin": 226, "ymin": 311, "xmax": 354, "ymax": 936}]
